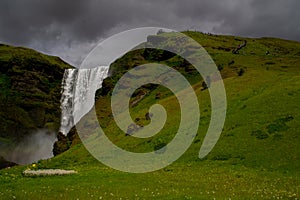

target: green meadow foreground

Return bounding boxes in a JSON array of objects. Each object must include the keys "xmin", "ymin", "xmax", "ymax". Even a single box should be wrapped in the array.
[{"xmin": 0, "ymin": 33, "xmax": 299, "ymax": 199}]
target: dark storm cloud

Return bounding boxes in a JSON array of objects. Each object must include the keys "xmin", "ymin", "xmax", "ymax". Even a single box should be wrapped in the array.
[
  {"xmin": 0, "ymin": 0, "xmax": 299, "ymax": 66},
  {"xmin": 169, "ymin": 0, "xmax": 300, "ymax": 40},
  {"xmin": 0, "ymin": 0, "xmax": 161, "ymax": 45}
]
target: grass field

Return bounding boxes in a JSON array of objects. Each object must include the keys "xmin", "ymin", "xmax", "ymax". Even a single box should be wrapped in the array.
[{"xmin": 0, "ymin": 32, "xmax": 299, "ymax": 199}]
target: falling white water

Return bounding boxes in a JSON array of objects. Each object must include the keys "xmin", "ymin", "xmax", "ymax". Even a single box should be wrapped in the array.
[
  {"xmin": 59, "ymin": 66, "xmax": 109, "ymax": 135},
  {"xmin": 59, "ymin": 69, "xmax": 78, "ymax": 135}
]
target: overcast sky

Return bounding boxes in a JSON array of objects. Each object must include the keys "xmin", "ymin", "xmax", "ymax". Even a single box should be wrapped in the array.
[{"xmin": 0, "ymin": 0, "xmax": 299, "ymax": 67}]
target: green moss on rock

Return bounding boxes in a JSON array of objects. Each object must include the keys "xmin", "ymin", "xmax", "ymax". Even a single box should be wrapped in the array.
[{"xmin": 0, "ymin": 44, "xmax": 74, "ymax": 145}]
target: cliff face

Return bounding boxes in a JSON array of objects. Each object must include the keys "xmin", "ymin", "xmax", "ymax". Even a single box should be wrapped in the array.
[{"xmin": 0, "ymin": 44, "xmax": 73, "ymax": 147}]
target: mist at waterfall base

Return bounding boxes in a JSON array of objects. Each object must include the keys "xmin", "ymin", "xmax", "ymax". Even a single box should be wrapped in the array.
[
  {"xmin": 1, "ymin": 66, "xmax": 109, "ymax": 165},
  {"xmin": 4, "ymin": 129, "xmax": 57, "ymax": 165}
]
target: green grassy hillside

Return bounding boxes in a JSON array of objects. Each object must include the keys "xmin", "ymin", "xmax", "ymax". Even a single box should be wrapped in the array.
[
  {"xmin": 0, "ymin": 32, "xmax": 299, "ymax": 199},
  {"xmin": 0, "ymin": 44, "xmax": 73, "ymax": 162}
]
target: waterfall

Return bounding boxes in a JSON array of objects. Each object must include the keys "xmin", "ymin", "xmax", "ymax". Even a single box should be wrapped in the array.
[
  {"xmin": 59, "ymin": 69, "xmax": 78, "ymax": 135},
  {"xmin": 59, "ymin": 66, "xmax": 109, "ymax": 135}
]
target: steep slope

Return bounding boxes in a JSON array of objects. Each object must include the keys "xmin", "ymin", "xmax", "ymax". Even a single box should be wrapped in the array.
[
  {"xmin": 0, "ymin": 44, "xmax": 73, "ymax": 163},
  {"xmin": 0, "ymin": 32, "xmax": 299, "ymax": 199},
  {"xmin": 95, "ymin": 32, "xmax": 300, "ymax": 172}
]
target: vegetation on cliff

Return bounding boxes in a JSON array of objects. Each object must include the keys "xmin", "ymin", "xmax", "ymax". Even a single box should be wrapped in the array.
[
  {"xmin": 0, "ymin": 44, "xmax": 73, "ymax": 161},
  {"xmin": 0, "ymin": 32, "xmax": 299, "ymax": 199}
]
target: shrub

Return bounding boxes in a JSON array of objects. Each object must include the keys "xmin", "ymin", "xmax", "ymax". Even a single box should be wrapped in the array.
[
  {"xmin": 193, "ymin": 139, "xmax": 201, "ymax": 144},
  {"xmin": 211, "ymin": 154, "xmax": 231, "ymax": 161},
  {"xmin": 155, "ymin": 93, "xmax": 161, "ymax": 99},
  {"xmin": 153, "ymin": 139, "xmax": 167, "ymax": 154},
  {"xmin": 217, "ymin": 65, "xmax": 224, "ymax": 71},
  {"xmin": 265, "ymin": 61, "xmax": 275, "ymax": 65},
  {"xmin": 251, "ymin": 130, "xmax": 269, "ymax": 139},
  {"xmin": 267, "ymin": 123, "xmax": 288, "ymax": 134},
  {"xmin": 238, "ymin": 68, "xmax": 245, "ymax": 76},
  {"xmin": 228, "ymin": 60, "xmax": 235, "ymax": 65},
  {"xmin": 157, "ymin": 29, "xmax": 165, "ymax": 35}
]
